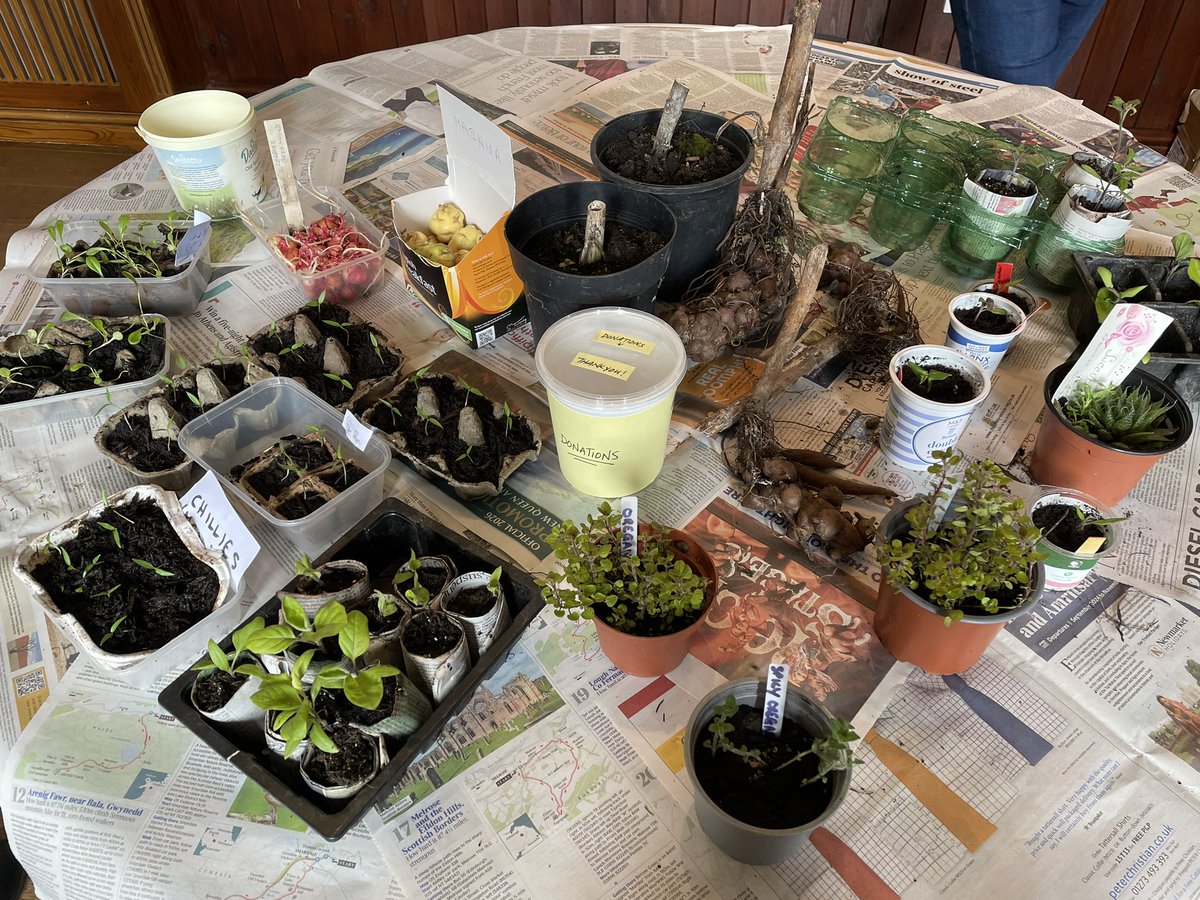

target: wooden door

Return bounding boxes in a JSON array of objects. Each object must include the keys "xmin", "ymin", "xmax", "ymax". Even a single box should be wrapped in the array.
[{"xmin": 0, "ymin": 0, "xmax": 173, "ymax": 147}]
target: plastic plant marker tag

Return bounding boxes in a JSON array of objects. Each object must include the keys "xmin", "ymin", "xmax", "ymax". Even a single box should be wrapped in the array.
[
  {"xmin": 993, "ymin": 262, "xmax": 1013, "ymax": 294},
  {"xmin": 174, "ymin": 209, "xmax": 211, "ymax": 267},
  {"xmin": 181, "ymin": 470, "xmax": 260, "ymax": 589},
  {"xmin": 1052, "ymin": 303, "xmax": 1173, "ymax": 403},
  {"xmin": 263, "ymin": 118, "xmax": 306, "ymax": 232},
  {"xmin": 1077, "ymin": 536, "xmax": 1106, "ymax": 555},
  {"xmin": 762, "ymin": 662, "xmax": 789, "ymax": 736},
  {"xmin": 342, "ymin": 408, "xmax": 372, "ymax": 451},
  {"xmin": 620, "ymin": 496, "xmax": 638, "ymax": 558}
]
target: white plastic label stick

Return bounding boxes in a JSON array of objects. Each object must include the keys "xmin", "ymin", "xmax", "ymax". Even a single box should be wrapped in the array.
[
  {"xmin": 619, "ymin": 495, "xmax": 638, "ymax": 558},
  {"xmin": 263, "ymin": 118, "xmax": 305, "ymax": 232},
  {"xmin": 762, "ymin": 662, "xmax": 790, "ymax": 736},
  {"xmin": 342, "ymin": 408, "xmax": 373, "ymax": 451}
]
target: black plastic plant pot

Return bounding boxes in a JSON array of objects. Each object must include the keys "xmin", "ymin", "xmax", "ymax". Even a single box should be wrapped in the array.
[
  {"xmin": 158, "ymin": 497, "xmax": 544, "ymax": 841},
  {"xmin": 505, "ymin": 181, "xmax": 676, "ymax": 344},
  {"xmin": 590, "ymin": 109, "xmax": 753, "ymax": 302}
]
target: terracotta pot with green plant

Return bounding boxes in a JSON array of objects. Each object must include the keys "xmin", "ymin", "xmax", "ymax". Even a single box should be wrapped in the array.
[
  {"xmin": 1030, "ymin": 364, "xmax": 1193, "ymax": 506},
  {"xmin": 683, "ymin": 677, "xmax": 856, "ymax": 865},
  {"xmin": 875, "ymin": 450, "xmax": 1047, "ymax": 674},
  {"xmin": 540, "ymin": 503, "xmax": 716, "ymax": 677}
]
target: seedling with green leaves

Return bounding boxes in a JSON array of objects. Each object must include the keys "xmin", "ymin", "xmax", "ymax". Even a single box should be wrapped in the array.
[
  {"xmin": 99, "ymin": 613, "xmax": 128, "ymax": 648},
  {"xmin": 132, "ymin": 558, "xmax": 175, "ymax": 578},
  {"xmin": 1079, "ymin": 97, "xmax": 1142, "ymax": 200},
  {"xmin": 775, "ymin": 718, "xmax": 860, "ymax": 787},
  {"xmin": 373, "ymin": 589, "xmax": 404, "ymax": 620},
  {"xmin": 48, "ymin": 215, "xmax": 179, "ymax": 280},
  {"xmin": 308, "ymin": 609, "xmax": 402, "ymax": 711},
  {"xmin": 98, "ymin": 521, "xmax": 122, "ymax": 549},
  {"xmin": 192, "ymin": 616, "xmax": 266, "ymax": 678},
  {"xmin": 392, "ymin": 551, "xmax": 431, "ymax": 608},
  {"xmin": 416, "ymin": 406, "xmax": 443, "ymax": 434},
  {"xmin": 369, "ymin": 332, "xmax": 385, "ymax": 364},
  {"xmin": 324, "ymin": 372, "xmax": 353, "ymax": 392},
  {"xmin": 0, "ymin": 366, "xmax": 31, "ymax": 393},
  {"xmin": 242, "ymin": 647, "xmax": 338, "ymax": 757},
  {"xmin": 458, "ymin": 377, "xmax": 482, "ymax": 401},
  {"xmin": 294, "ymin": 555, "xmax": 322, "ymax": 583},
  {"xmin": 903, "ymin": 361, "xmax": 949, "ymax": 388},
  {"xmin": 501, "ymin": 401, "xmax": 514, "ymax": 435},
  {"xmin": 1094, "ymin": 265, "xmax": 1147, "ymax": 322},
  {"xmin": 703, "ymin": 694, "xmax": 763, "ymax": 764},
  {"xmin": 486, "ymin": 566, "xmax": 503, "ymax": 600},
  {"xmin": 1075, "ymin": 505, "xmax": 1127, "ymax": 530}
]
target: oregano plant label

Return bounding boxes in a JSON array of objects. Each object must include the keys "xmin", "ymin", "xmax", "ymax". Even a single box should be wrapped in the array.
[
  {"xmin": 762, "ymin": 662, "xmax": 790, "ymax": 736},
  {"xmin": 619, "ymin": 495, "xmax": 638, "ymax": 558}
]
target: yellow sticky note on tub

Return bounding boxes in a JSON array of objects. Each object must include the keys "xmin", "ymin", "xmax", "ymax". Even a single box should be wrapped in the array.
[
  {"xmin": 571, "ymin": 352, "xmax": 634, "ymax": 381},
  {"xmin": 594, "ymin": 330, "xmax": 655, "ymax": 355}
]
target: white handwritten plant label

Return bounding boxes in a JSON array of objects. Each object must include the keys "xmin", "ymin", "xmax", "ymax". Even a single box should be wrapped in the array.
[
  {"xmin": 1053, "ymin": 303, "xmax": 1173, "ymax": 403},
  {"xmin": 174, "ymin": 209, "xmax": 210, "ymax": 267},
  {"xmin": 342, "ymin": 408, "xmax": 373, "ymax": 451},
  {"xmin": 181, "ymin": 471, "xmax": 259, "ymax": 588},
  {"xmin": 762, "ymin": 662, "xmax": 790, "ymax": 736},
  {"xmin": 619, "ymin": 496, "xmax": 637, "ymax": 558}
]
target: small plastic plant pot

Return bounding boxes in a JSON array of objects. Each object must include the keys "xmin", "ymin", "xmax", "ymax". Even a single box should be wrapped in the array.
[
  {"xmin": 1029, "ymin": 363, "xmax": 1194, "ymax": 506},
  {"xmin": 590, "ymin": 527, "xmax": 717, "ymax": 678},
  {"xmin": 590, "ymin": 109, "xmax": 753, "ymax": 302},
  {"xmin": 879, "ymin": 345, "xmax": 991, "ymax": 470},
  {"xmin": 1030, "ymin": 487, "xmax": 1123, "ymax": 591},
  {"xmin": 797, "ymin": 133, "xmax": 885, "ymax": 225},
  {"xmin": 438, "ymin": 571, "xmax": 511, "ymax": 661},
  {"xmin": 505, "ymin": 181, "xmax": 676, "ymax": 344},
  {"xmin": 944, "ymin": 292, "xmax": 1028, "ymax": 375},
  {"xmin": 873, "ymin": 501, "xmax": 1046, "ymax": 674},
  {"xmin": 683, "ymin": 677, "xmax": 850, "ymax": 865}
]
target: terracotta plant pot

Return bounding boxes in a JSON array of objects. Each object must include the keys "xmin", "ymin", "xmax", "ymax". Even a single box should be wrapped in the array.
[
  {"xmin": 683, "ymin": 678, "xmax": 850, "ymax": 865},
  {"xmin": 873, "ymin": 502, "xmax": 1045, "ymax": 675},
  {"xmin": 591, "ymin": 527, "xmax": 718, "ymax": 678},
  {"xmin": 1030, "ymin": 363, "xmax": 1194, "ymax": 506}
]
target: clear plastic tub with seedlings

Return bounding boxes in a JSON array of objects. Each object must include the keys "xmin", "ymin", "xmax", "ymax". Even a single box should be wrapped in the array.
[
  {"xmin": 229, "ymin": 428, "xmax": 370, "ymax": 521},
  {"xmin": 0, "ymin": 313, "xmax": 170, "ymax": 430},
  {"xmin": 96, "ymin": 352, "xmax": 274, "ymax": 489},
  {"xmin": 248, "ymin": 296, "xmax": 404, "ymax": 410},
  {"xmin": 360, "ymin": 371, "xmax": 541, "ymax": 500}
]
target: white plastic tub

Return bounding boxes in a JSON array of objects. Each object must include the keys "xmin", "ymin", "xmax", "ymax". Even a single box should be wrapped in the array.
[
  {"xmin": 176, "ymin": 378, "xmax": 390, "ymax": 555},
  {"xmin": 30, "ymin": 218, "xmax": 212, "ymax": 318}
]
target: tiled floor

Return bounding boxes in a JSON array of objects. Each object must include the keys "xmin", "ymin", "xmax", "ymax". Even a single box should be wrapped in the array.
[
  {"xmin": 0, "ymin": 140, "xmax": 134, "ymax": 900},
  {"xmin": 0, "ymin": 141, "xmax": 134, "ymax": 257}
]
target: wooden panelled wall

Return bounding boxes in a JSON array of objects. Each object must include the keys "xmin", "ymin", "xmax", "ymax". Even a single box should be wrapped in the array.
[{"xmin": 150, "ymin": 0, "xmax": 1198, "ymax": 150}]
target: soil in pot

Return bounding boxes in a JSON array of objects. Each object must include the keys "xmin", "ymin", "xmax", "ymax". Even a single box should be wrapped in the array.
[
  {"xmin": 1032, "ymin": 502, "xmax": 1108, "ymax": 553},
  {"xmin": 897, "ymin": 365, "xmax": 976, "ymax": 402},
  {"xmin": 317, "ymin": 462, "xmax": 368, "ymax": 491},
  {"xmin": 103, "ymin": 414, "xmax": 187, "ymax": 472},
  {"xmin": 313, "ymin": 678, "xmax": 397, "ymax": 728},
  {"xmin": 303, "ymin": 724, "xmax": 378, "ymax": 787},
  {"xmin": 30, "ymin": 498, "xmax": 220, "ymax": 653},
  {"xmin": 296, "ymin": 565, "xmax": 362, "ymax": 595},
  {"xmin": 274, "ymin": 489, "xmax": 329, "ymax": 520},
  {"xmin": 193, "ymin": 670, "xmax": 248, "ymax": 713},
  {"xmin": 444, "ymin": 585, "xmax": 498, "ymax": 618},
  {"xmin": 953, "ymin": 302, "xmax": 1017, "ymax": 335},
  {"xmin": 419, "ymin": 567, "xmax": 451, "ymax": 598},
  {"xmin": 357, "ymin": 600, "xmax": 404, "ymax": 635},
  {"xmin": 522, "ymin": 221, "xmax": 666, "ymax": 276},
  {"xmin": 403, "ymin": 610, "xmax": 461, "ymax": 657},
  {"xmin": 975, "ymin": 172, "xmax": 1037, "ymax": 197},
  {"xmin": 47, "ymin": 226, "xmax": 186, "ymax": 279},
  {"xmin": 692, "ymin": 701, "xmax": 834, "ymax": 829},
  {"xmin": 598, "ymin": 125, "xmax": 741, "ymax": 186}
]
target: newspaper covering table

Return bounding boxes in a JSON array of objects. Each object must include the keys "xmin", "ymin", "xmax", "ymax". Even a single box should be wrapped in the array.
[{"xmin": 0, "ymin": 22, "xmax": 1199, "ymax": 900}]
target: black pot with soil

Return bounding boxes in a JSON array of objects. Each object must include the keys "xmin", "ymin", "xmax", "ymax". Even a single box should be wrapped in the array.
[
  {"xmin": 361, "ymin": 371, "xmax": 540, "ymax": 500},
  {"xmin": 505, "ymin": 181, "xmax": 676, "ymax": 343},
  {"xmin": 591, "ymin": 109, "xmax": 753, "ymax": 302}
]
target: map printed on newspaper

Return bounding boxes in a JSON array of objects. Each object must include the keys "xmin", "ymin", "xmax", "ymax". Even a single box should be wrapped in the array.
[{"xmin": 1, "ymin": 22, "xmax": 1199, "ymax": 900}]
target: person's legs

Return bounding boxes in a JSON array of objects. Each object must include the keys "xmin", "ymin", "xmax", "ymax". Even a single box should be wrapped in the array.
[{"xmin": 950, "ymin": 0, "xmax": 1104, "ymax": 87}]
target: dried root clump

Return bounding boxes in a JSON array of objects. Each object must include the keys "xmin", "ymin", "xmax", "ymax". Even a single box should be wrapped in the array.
[
  {"xmin": 668, "ymin": 190, "xmax": 807, "ymax": 362},
  {"xmin": 726, "ymin": 405, "xmax": 891, "ymax": 561},
  {"xmin": 830, "ymin": 257, "xmax": 921, "ymax": 373}
]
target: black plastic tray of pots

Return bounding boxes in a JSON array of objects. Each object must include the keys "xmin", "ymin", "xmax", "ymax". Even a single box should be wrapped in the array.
[
  {"xmin": 158, "ymin": 497, "xmax": 544, "ymax": 841},
  {"xmin": 1069, "ymin": 251, "xmax": 1200, "ymax": 396}
]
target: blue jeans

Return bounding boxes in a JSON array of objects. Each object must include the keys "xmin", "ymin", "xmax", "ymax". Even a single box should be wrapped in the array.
[{"xmin": 950, "ymin": 0, "xmax": 1106, "ymax": 87}]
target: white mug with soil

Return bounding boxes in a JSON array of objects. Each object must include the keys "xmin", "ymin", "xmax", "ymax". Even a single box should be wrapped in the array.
[
  {"xmin": 880, "ymin": 345, "xmax": 991, "ymax": 469},
  {"xmin": 1030, "ymin": 488, "xmax": 1123, "ymax": 591},
  {"xmin": 944, "ymin": 292, "xmax": 1028, "ymax": 375}
]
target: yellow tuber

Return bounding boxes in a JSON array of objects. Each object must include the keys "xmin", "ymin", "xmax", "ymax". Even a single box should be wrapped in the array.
[
  {"xmin": 452, "ymin": 248, "xmax": 471, "ymax": 265},
  {"xmin": 429, "ymin": 202, "xmax": 466, "ymax": 242},
  {"xmin": 417, "ymin": 243, "xmax": 456, "ymax": 267},
  {"xmin": 403, "ymin": 229, "xmax": 432, "ymax": 249},
  {"xmin": 448, "ymin": 224, "xmax": 484, "ymax": 252}
]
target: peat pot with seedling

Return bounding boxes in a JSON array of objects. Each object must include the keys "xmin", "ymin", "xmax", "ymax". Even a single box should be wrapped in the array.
[
  {"xmin": 1030, "ymin": 364, "xmax": 1194, "ymax": 506},
  {"xmin": 540, "ymin": 503, "xmax": 717, "ymax": 677},
  {"xmin": 683, "ymin": 678, "xmax": 856, "ymax": 864},
  {"xmin": 874, "ymin": 451, "xmax": 1047, "ymax": 674}
]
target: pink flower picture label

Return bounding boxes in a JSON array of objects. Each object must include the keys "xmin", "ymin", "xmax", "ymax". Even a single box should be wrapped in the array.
[{"xmin": 1054, "ymin": 303, "xmax": 1173, "ymax": 402}]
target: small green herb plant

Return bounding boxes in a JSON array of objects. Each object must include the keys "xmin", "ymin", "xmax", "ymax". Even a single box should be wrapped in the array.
[
  {"xmin": 1093, "ymin": 265, "xmax": 1146, "ymax": 322},
  {"xmin": 192, "ymin": 616, "xmax": 266, "ymax": 679},
  {"xmin": 1059, "ymin": 381, "xmax": 1177, "ymax": 451},
  {"xmin": 1079, "ymin": 97, "xmax": 1141, "ymax": 200},
  {"xmin": 877, "ymin": 450, "xmax": 1046, "ymax": 623},
  {"xmin": 704, "ymin": 694, "xmax": 860, "ymax": 787},
  {"xmin": 308, "ymin": 609, "xmax": 402, "ymax": 711},
  {"xmin": 392, "ymin": 551, "xmax": 431, "ymax": 608},
  {"xmin": 903, "ymin": 361, "xmax": 949, "ymax": 388},
  {"xmin": 539, "ymin": 503, "xmax": 709, "ymax": 636},
  {"xmin": 47, "ymin": 215, "xmax": 184, "ymax": 280}
]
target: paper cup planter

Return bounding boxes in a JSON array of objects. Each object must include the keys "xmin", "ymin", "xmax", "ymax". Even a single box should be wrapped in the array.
[
  {"xmin": 880, "ymin": 345, "xmax": 991, "ymax": 469},
  {"xmin": 1030, "ymin": 488, "xmax": 1123, "ymax": 591},
  {"xmin": 944, "ymin": 292, "xmax": 1028, "ymax": 375},
  {"xmin": 438, "ymin": 572, "xmax": 511, "ymax": 661}
]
